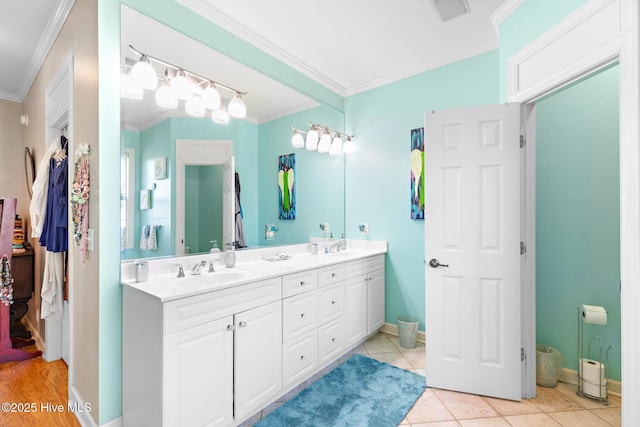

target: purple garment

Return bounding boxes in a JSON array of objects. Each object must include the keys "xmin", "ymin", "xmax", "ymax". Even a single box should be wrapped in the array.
[{"xmin": 39, "ymin": 155, "xmax": 68, "ymax": 252}]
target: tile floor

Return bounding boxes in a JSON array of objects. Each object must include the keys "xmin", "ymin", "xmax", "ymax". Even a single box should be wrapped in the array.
[{"xmin": 245, "ymin": 332, "xmax": 621, "ymax": 426}]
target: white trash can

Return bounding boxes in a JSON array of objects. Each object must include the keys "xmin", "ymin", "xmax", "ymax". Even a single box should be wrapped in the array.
[
  {"xmin": 397, "ymin": 315, "xmax": 419, "ymax": 348},
  {"xmin": 536, "ymin": 344, "xmax": 563, "ymax": 387}
]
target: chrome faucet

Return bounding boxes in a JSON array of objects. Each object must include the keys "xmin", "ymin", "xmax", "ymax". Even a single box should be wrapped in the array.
[
  {"xmin": 326, "ymin": 241, "xmax": 341, "ymax": 254},
  {"xmin": 191, "ymin": 260, "xmax": 207, "ymax": 275},
  {"xmin": 208, "ymin": 259, "xmax": 215, "ymax": 273}
]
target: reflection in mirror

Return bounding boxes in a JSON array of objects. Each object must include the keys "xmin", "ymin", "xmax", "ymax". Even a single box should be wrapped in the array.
[{"xmin": 120, "ymin": 5, "xmax": 345, "ymax": 262}]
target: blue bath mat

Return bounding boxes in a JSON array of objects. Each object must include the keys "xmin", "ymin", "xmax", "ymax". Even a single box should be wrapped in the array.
[{"xmin": 255, "ymin": 354, "xmax": 426, "ymax": 427}]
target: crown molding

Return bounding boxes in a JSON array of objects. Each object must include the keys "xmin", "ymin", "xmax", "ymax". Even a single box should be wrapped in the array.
[
  {"xmin": 15, "ymin": 0, "xmax": 76, "ymax": 102},
  {"xmin": 344, "ymin": 40, "xmax": 499, "ymax": 97},
  {"xmin": 176, "ymin": 0, "xmax": 348, "ymax": 96},
  {"xmin": 0, "ymin": 91, "xmax": 22, "ymax": 103},
  {"xmin": 490, "ymin": 0, "xmax": 525, "ymax": 34}
]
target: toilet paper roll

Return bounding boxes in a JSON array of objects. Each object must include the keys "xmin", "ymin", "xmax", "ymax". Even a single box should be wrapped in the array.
[
  {"xmin": 581, "ymin": 358, "xmax": 607, "ymax": 398},
  {"xmin": 581, "ymin": 304, "xmax": 607, "ymax": 325}
]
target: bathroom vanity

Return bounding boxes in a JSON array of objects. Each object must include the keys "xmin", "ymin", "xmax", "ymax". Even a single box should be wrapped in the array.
[{"xmin": 121, "ymin": 242, "xmax": 386, "ymax": 426}]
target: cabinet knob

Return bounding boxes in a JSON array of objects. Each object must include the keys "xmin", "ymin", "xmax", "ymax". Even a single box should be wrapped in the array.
[
  {"xmin": 299, "ymin": 281, "xmax": 305, "ymax": 286},
  {"xmin": 331, "ymin": 300, "xmax": 335, "ymax": 305},
  {"xmin": 300, "ymin": 355, "xmax": 305, "ymax": 360},
  {"xmin": 331, "ymin": 338, "xmax": 335, "ymax": 342},
  {"xmin": 226, "ymin": 324, "xmax": 235, "ymax": 331},
  {"xmin": 300, "ymin": 313, "xmax": 305, "ymax": 318},
  {"xmin": 331, "ymin": 273, "xmax": 336, "ymax": 277},
  {"xmin": 238, "ymin": 321, "xmax": 247, "ymax": 328}
]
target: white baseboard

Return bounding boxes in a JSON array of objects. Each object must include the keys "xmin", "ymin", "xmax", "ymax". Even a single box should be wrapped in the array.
[
  {"xmin": 22, "ymin": 316, "xmax": 45, "ymax": 353},
  {"xmin": 69, "ymin": 386, "xmax": 123, "ymax": 427},
  {"xmin": 380, "ymin": 322, "xmax": 426, "ymax": 344},
  {"xmin": 559, "ymin": 367, "xmax": 621, "ymax": 397}
]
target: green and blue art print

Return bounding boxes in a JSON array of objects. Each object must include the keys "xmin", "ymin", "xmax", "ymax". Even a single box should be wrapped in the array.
[
  {"xmin": 410, "ymin": 127, "xmax": 425, "ymax": 219},
  {"xmin": 278, "ymin": 153, "xmax": 296, "ymax": 220}
]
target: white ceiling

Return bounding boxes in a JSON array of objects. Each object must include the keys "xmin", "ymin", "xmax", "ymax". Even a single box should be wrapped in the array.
[{"xmin": 2, "ymin": 0, "xmax": 511, "ymax": 125}]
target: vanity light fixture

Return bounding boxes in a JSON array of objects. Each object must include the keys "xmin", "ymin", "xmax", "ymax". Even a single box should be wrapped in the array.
[
  {"xmin": 290, "ymin": 122, "xmax": 354, "ymax": 155},
  {"xmin": 122, "ymin": 45, "xmax": 247, "ymax": 124}
]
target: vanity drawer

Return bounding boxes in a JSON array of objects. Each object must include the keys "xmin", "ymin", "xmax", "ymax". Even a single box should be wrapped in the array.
[
  {"xmin": 317, "ymin": 281, "xmax": 345, "ymax": 326},
  {"xmin": 282, "ymin": 269, "xmax": 318, "ymax": 298},
  {"xmin": 282, "ymin": 290, "xmax": 317, "ymax": 342},
  {"xmin": 282, "ymin": 330, "xmax": 318, "ymax": 388},
  {"xmin": 345, "ymin": 255, "xmax": 385, "ymax": 278},
  {"xmin": 318, "ymin": 317, "xmax": 346, "ymax": 367},
  {"xmin": 318, "ymin": 263, "xmax": 346, "ymax": 287},
  {"xmin": 163, "ymin": 277, "xmax": 282, "ymax": 335}
]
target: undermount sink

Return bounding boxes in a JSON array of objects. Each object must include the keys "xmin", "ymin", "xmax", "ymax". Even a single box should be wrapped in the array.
[{"xmin": 165, "ymin": 269, "xmax": 249, "ymax": 287}]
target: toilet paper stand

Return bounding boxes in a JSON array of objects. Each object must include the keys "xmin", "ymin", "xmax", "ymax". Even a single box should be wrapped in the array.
[{"xmin": 577, "ymin": 306, "xmax": 611, "ymax": 405}]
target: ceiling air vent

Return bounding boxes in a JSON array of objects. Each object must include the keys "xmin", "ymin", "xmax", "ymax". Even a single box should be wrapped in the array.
[{"xmin": 431, "ymin": 0, "xmax": 470, "ymax": 22}]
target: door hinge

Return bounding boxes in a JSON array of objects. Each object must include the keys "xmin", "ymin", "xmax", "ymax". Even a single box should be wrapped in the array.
[
  {"xmin": 520, "ymin": 135, "xmax": 526, "ymax": 148},
  {"xmin": 521, "ymin": 347, "xmax": 526, "ymax": 361},
  {"xmin": 520, "ymin": 241, "xmax": 526, "ymax": 255}
]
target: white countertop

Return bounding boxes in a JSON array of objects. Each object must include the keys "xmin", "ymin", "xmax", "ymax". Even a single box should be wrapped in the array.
[{"xmin": 121, "ymin": 240, "xmax": 387, "ymax": 302}]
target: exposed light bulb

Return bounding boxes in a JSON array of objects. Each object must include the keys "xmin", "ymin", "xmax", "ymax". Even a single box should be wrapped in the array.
[
  {"xmin": 185, "ymin": 95, "xmax": 205, "ymax": 117},
  {"xmin": 291, "ymin": 131, "xmax": 305, "ymax": 148},
  {"xmin": 318, "ymin": 132, "xmax": 331, "ymax": 153},
  {"xmin": 155, "ymin": 80, "xmax": 177, "ymax": 109},
  {"xmin": 170, "ymin": 69, "xmax": 192, "ymax": 100},
  {"xmin": 212, "ymin": 106, "xmax": 230, "ymax": 125},
  {"xmin": 305, "ymin": 128, "xmax": 319, "ymax": 151},
  {"xmin": 131, "ymin": 56, "xmax": 157, "ymax": 90},
  {"xmin": 228, "ymin": 94, "xmax": 247, "ymax": 118},
  {"xmin": 121, "ymin": 72, "xmax": 143, "ymax": 100},
  {"xmin": 202, "ymin": 82, "xmax": 221, "ymax": 110},
  {"xmin": 329, "ymin": 134, "xmax": 343, "ymax": 156}
]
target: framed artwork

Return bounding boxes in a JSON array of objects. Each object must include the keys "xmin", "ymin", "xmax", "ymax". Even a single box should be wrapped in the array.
[
  {"xmin": 154, "ymin": 157, "xmax": 167, "ymax": 180},
  {"xmin": 410, "ymin": 127, "xmax": 425, "ymax": 220},
  {"xmin": 278, "ymin": 153, "xmax": 296, "ymax": 220}
]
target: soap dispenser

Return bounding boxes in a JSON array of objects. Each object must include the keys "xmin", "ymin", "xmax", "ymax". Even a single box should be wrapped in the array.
[
  {"xmin": 340, "ymin": 233, "xmax": 347, "ymax": 250},
  {"xmin": 209, "ymin": 240, "xmax": 220, "ymax": 253}
]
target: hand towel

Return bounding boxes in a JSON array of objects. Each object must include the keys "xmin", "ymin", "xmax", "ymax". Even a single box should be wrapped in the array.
[{"xmin": 147, "ymin": 225, "xmax": 158, "ymax": 250}]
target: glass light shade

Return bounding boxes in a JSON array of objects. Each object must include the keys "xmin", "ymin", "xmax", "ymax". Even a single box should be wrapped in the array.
[
  {"xmin": 170, "ymin": 70, "xmax": 192, "ymax": 100},
  {"xmin": 131, "ymin": 56, "xmax": 157, "ymax": 90},
  {"xmin": 329, "ymin": 135, "xmax": 343, "ymax": 156},
  {"xmin": 121, "ymin": 72, "xmax": 143, "ymax": 100},
  {"xmin": 202, "ymin": 83, "xmax": 221, "ymax": 110},
  {"xmin": 291, "ymin": 132, "xmax": 305, "ymax": 148},
  {"xmin": 228, "ymin": 94, "xmax": 247, "ymax": 118},
  {"xmin": 342, "ymin": 137, "xmax": 355, "ymax": 153},
  {"xmin": 212, "ymin": 107, "xmax": 230, "ymax": 125},
  {"xmin": 185, "ymin": 95, "xmax": 205, "ymax": 117},
  {"xmin": 305, "ymin": 128, "xmax": 319, "ymax": 151},
  {"xmin": 317, "ymin": 132, "xmax": 331, "ymax": 153},
  {"xmin": 155, "ymin": 82, "xmax": 177, "ymax": 109}
]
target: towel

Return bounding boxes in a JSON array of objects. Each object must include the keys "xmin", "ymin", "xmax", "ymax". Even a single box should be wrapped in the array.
[
  {"xmin": 147, "ymin": 225, "xmax": 158, "ymax": 250},
  {"xmin": 139, "ymin": 225, "xmax": 150, "ymax": 250}
]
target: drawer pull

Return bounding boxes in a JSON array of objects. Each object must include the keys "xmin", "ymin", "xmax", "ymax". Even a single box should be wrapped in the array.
[
  {"xmin": 227, "ymin": 324, "xmax": 235, "ymax": 331},
  {"xmin": 331, "ymin": 300, "xmax": 336, "ymax": 305},
  {"xmin": 238, "ymin": 321, "xmax": 247, "ymax": 328},
  {"xmin": 331, "ymin": 273, "xmax": 336, "ymax": 277},
  {"xmin": 300, "ymin": 355, "xmax": 305, "ymax": 360},
  {"xmin": 331, "ymin": 338, "xmax": 335, "ymax": 342},
  {"xmin": 299, "ymin": 281, "xmax": 305, "ymax": 286}
]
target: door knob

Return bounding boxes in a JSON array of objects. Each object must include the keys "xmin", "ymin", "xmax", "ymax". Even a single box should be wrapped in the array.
[{"xmin": 429, "ymin": 258, "xmax": 449, "ymax": 268}]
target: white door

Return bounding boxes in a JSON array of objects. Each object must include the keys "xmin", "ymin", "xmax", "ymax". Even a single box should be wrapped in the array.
[
  {"xmin": 222, "ymin": 156, "xmax": 235, "ymax": 247},
  {"xmin": 425, "ymin": 103, "xmax": 522, "ymax": 401}
]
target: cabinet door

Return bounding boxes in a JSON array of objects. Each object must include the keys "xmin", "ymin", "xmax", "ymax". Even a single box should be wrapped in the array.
[
  {"xmin": 346, "ymin": 275, "xmax": 367, "ymax": 347},
  {"xmin": 164, "ymin": 316, "xmax": 234, "ymax": 427},
  {"xmin": 235, "ymin": 300, "xmax": 282, "ymax": 421},
  {"xmin": 367, "ymin": 269, "xmax": 385, "ymax": 334}
]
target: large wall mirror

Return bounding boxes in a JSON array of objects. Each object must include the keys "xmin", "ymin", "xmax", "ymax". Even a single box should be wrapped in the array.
[{"xmin": 120, "ymin": 6, "xmax": 345, "ymax": 261}]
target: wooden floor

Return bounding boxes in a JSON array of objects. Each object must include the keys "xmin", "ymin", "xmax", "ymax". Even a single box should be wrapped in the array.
[{"xmin": 0, "ymin": 346, "xmax": 80, "ymax": 427}]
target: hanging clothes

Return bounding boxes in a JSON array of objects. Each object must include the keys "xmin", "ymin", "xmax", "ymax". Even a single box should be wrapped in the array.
[
  {"xmin": 39, "ymin": 136, "xmax": 68, "ymax": 252},
  {"xmin": 29, "ymin": 138, "xmax": 62, "ymax": 238},
  {"xmin": 234, "ymin": 172, "xmax": 246, "ymax": 248},
  {"xmin": 41, "ymin": 251, "xmax": 64, "ymax": 320}
]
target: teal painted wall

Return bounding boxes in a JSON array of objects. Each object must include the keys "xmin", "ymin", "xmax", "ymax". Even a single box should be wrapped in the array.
[
  {"xmin": 184, "ymin": 165, "xmax": 224, "ymax": 253},
  {"xmin": 345, "ymin": 51, "xmax": 501, "ymax": 331},
  {"xmin": 257, "ymin": 105, "xmax": 345, "ymax": 246},
  {"xmin": 498, "ymin": 0, "xmax": 588, "ymax": 101},
  {"xmin": 536, "ymin": 65, "xmax": 620, "ymax": 380}
]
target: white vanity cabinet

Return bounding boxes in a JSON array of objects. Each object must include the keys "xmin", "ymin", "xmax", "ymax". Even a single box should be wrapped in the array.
[
  {"xmin": 123, "ymin": 277, "xmax": 282, "ymax": 427},
  {"xmin": 346, "ymin": 254, "xmax": 385, "ymax": 347}
]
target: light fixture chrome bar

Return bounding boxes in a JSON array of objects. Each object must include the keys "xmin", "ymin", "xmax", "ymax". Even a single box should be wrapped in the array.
[
  {"xmin": 128, "ymin": 45, "xmax": 247, "ymax": 96},
  {"xmin": 302, "ymin": 122, "xmax": 354, "ymax": 139}
]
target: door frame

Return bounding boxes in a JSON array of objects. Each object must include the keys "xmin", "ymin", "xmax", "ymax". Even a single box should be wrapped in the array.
[{"xmin": 506, "ymin": 0, "xmax": 638, "ymax": 417}]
